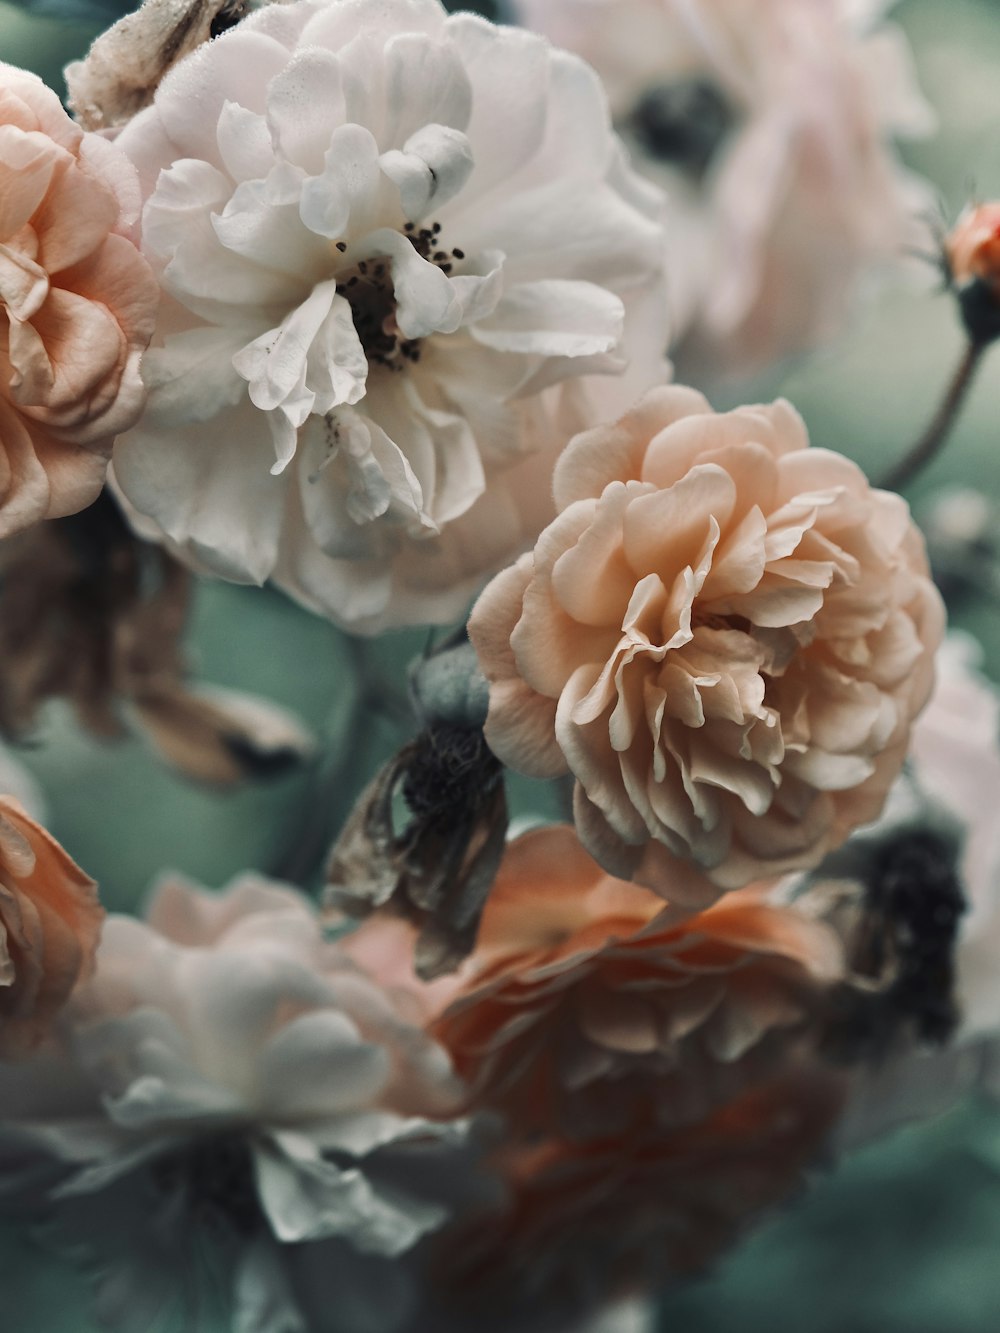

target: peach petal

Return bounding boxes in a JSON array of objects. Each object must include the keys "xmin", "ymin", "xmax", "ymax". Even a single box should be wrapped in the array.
[
  {"xmin": 0, "ymin": 66, "xmax": 156, "ymax": 539},
  {"xmin": 640, "ymin": 407, "xmax": 778, "ymax": 491},
  {"xmin": 622, "ymin": 464, "xmax": 736, "ymax": 580},
  {"xmin": 473, "ymin": 385, "xmax": 944, "ymax": 891},
  {"xmin": 0, "ymin": 796, "xmax": 102, "ymax": 1055},
  {"xmin": 553, "ymin": 385, "xmax": 711, "ymax": 507}
]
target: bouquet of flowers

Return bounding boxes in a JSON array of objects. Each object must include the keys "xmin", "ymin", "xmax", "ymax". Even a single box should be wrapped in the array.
[{"xmin": 1, "ymin": 0, "xmax": 1000, "ymax": 1328}]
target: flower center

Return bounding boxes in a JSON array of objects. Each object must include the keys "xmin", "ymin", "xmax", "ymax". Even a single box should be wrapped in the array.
[
  {"xmin": 336, "ymin": 221, "xmax": 466, "ymax": 371},
  {"xmin": 151, "ymin": 1136, "xmax": 261, "ymax": 1236}
]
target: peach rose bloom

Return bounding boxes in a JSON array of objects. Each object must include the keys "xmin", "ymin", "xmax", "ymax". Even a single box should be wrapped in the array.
[
  {"xmin": 432, "ymin": 826, "xmax": 843, "ymax": 1138},
  {"xmin": 470, "ymin": 386, "xmax": 945, "ymax": 893},
  {"xmin": 0, "ymin": 796, "xmax": 102, "ymax": 1055},
  {"xmin": 441, "ymin": 1070, "xmax": 849, "ymax": 1322},
  {"xmin": 0, "ymin": 64, "xmax": 157, "ymax": 537}
]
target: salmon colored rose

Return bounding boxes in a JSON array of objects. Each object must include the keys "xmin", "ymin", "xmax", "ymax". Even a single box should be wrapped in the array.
[
  {"xmin": 470, "ymin": 386, "xmax": 945, "ymax": 894},
  {"xmin": 431, "ymin": 826, "xmax": 843, "ymax": 1138},
  {"xmin": 0, "ymin": 64, "xmax": 157, "ymax": 537},
  {"xmin": 440, "ymin": 1070, "xmax": 849, "ymax": 1324},
  {"xmin": 0, "ymin": 796, "xmax": 102, "ymax": 1054}
]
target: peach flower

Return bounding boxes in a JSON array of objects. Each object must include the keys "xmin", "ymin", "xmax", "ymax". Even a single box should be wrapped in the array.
[
  {"xmin": 431, "ymin": 826, "xmax": 842, "ymax": 1138},
  {"xmin": 0, "ymin": 796, "xmax": 102, "ymax": 1054},
  {"xmin": 470, "ymin": 386, "xmax": 945, "ymax": 894},
  {"xmin": 0, "ymin": 64, "xmax": 157, "ymax": 537}
]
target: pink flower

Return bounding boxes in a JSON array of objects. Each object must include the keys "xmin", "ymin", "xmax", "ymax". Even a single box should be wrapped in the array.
[
  {"xmin": 470, "ymin": 386, "xmax": 944, "ymax": 893},
  {"xmin": 511, "ymin": 0, "xmax": 933, "ymax": 383},
  {"xmin": 0, "ymin": 796, "xmax": 102, "ymax": 1055},
  {"xmin": 0, "ymin": 64, "xmax": 157, "ymax": 537}
]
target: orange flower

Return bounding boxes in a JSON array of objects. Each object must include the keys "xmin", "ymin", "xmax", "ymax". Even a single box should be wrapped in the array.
[
  {"xmin": 470, "ymin": 387, "xmax": 944, "ymax": 893},
  {"xmin": 439, "ymin": 1070, "xmax": 849, "ymax": 1324},
  {"xmin": 432, "ymin": 826, "xmax": 843, "ymax": 1138},
  {"xmin": 0, "ymin": 64, "xmax": 157, "ymax": 537},
  {"xmin": 0, "ymin": 797, "xmax": 102, "ymax": 1054},
  {"xmin": 946, "ymin": 203, "xmax": 1000, "ymax": 295}
]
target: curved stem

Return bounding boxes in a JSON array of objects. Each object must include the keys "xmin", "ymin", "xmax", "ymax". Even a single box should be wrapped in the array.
[{"xmin": 880, "ymin": 340, "xmax": 986, "ymax": 492}]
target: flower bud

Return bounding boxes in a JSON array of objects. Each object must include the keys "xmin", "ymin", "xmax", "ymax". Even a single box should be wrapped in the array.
[{"xmin": 946, "ymin": 203, "xmax": 1000, "ymax": 343}]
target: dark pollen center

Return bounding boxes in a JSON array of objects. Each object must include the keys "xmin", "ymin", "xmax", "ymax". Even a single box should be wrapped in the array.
[{"xmin": 336, "ymin": 221, "xmax": 467, "ymax": 371}]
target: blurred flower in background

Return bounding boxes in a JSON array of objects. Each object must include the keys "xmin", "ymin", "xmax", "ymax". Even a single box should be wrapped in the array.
[
  {"xmin": 512, "ymin": 0, "xmax": 935, "ymax": 385},
  {"xmin": 0, "ymin": 873, "xmax": 489, "ymax": 1332}
]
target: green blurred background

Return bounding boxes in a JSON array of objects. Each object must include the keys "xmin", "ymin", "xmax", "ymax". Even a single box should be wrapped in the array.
[{"xmin": 3, "ymin": 0, "xmax": 1000, "ymax": 1328}]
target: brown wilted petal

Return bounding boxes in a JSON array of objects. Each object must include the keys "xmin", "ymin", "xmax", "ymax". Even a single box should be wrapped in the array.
[
  {"xmin": 325, "ymin": 725, "xmax": 508, "ymax": 980},
  {"xmin": 66, "ymin": 0, "xmax": 280, "ymax": 133},
  {"xmin": 0, "ymin": 492, "xmax": 312, "ymax": 785}
]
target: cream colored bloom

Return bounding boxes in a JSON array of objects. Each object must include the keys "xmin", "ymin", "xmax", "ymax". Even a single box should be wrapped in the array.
[
  {"xmin": 0, "ymin": 64, "xmax": 157, "ymax": 537},
  {"xmin": 470, "ymin": 386, "xmax": 944, "ymax": 892}
]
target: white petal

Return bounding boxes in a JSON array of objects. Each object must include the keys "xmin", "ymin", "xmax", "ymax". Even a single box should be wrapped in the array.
[
  {"xmin": 216, "ymin": 101, "xmax": 275, "ymax": 183},
  {"xmin": 141, "ymin": 326, "xmax": 251, "ymax": 429},
  {"xmin": 266, "ymin": 47, "xmax": 348, "ymax": 175},
  {"xmin": 112, "ymin": 402, "xmax": 285, "ymax": 585},
  {"xmin": 252, "ymin": 1135, "xmax": 448, "ymax": 1254},
  {"xmin": 299, "ymin": 124, "xmax": 384, "ymax": 240},
  {"xmin": 382, "ymin": 29, "xmax": 472, "ymax": 147},
  {"xmin": 233, "ymin": 1236, "xmax": 307, "ymax": 1333},
  {"xmin": 213, "ymin": 167, "xmax": 329, "ymax": 280},
  {"xmin": 380, "ymin": 124, "xmax": 474, "ymax": 221},
  {"xmin": 363, "ymin": 228, "xmax": 460, "ymax": 338},
  {"xmin": 257, "ymin": 1011, "xmax": 391, "ymax": 1120},
  {"xmin": 472, "ymin": 279, "xmax": 623, "ymax": 357}
]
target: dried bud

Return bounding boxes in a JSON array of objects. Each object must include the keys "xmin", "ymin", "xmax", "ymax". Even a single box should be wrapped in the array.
[
  {"xmin": 813, "ymin": 825, "xmax": 966, "ymax": 1062},
  {"xmin": 0, "ymin": 493, "xmax": 312, "ymax": 785},
  {"xmin": 65, "ymin": 0, "xmax": 277, "ymax": 132},
  {"xmin": 325, "ymin": 723, "xmax": 508, "ymax": 980},
  {"xmin": 945, "ymin": 203, "xmax": 1000, "ymax": 344},
  {"xmin": 409, "ymin": 641, "xmax": 490, "ymax": 731}
]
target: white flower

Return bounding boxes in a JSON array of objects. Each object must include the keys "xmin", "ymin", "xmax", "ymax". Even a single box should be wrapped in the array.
[
  {"xmin": 512, "ymin": 0, "xmax": 934, "ymax": 382},
  {"xmin": 0, "ymin": 872, "xmax": 483, "ymax": 1333},
  {"xmin": 110, "ymin": 0, "xmax": 671, "ymax": 633}
]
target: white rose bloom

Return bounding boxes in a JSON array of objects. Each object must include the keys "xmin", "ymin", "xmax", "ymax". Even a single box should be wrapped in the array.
[
  {"xmin": 512, "ymin": 0, "xmax": 934, "ymax": 382},
  {"xmin": 110, "ymin": 0, "xmax": 671, "ymax": 633},
  {"xmin": 0, "ymin": 873, "xmax": 485, "ymax": 1333}
]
